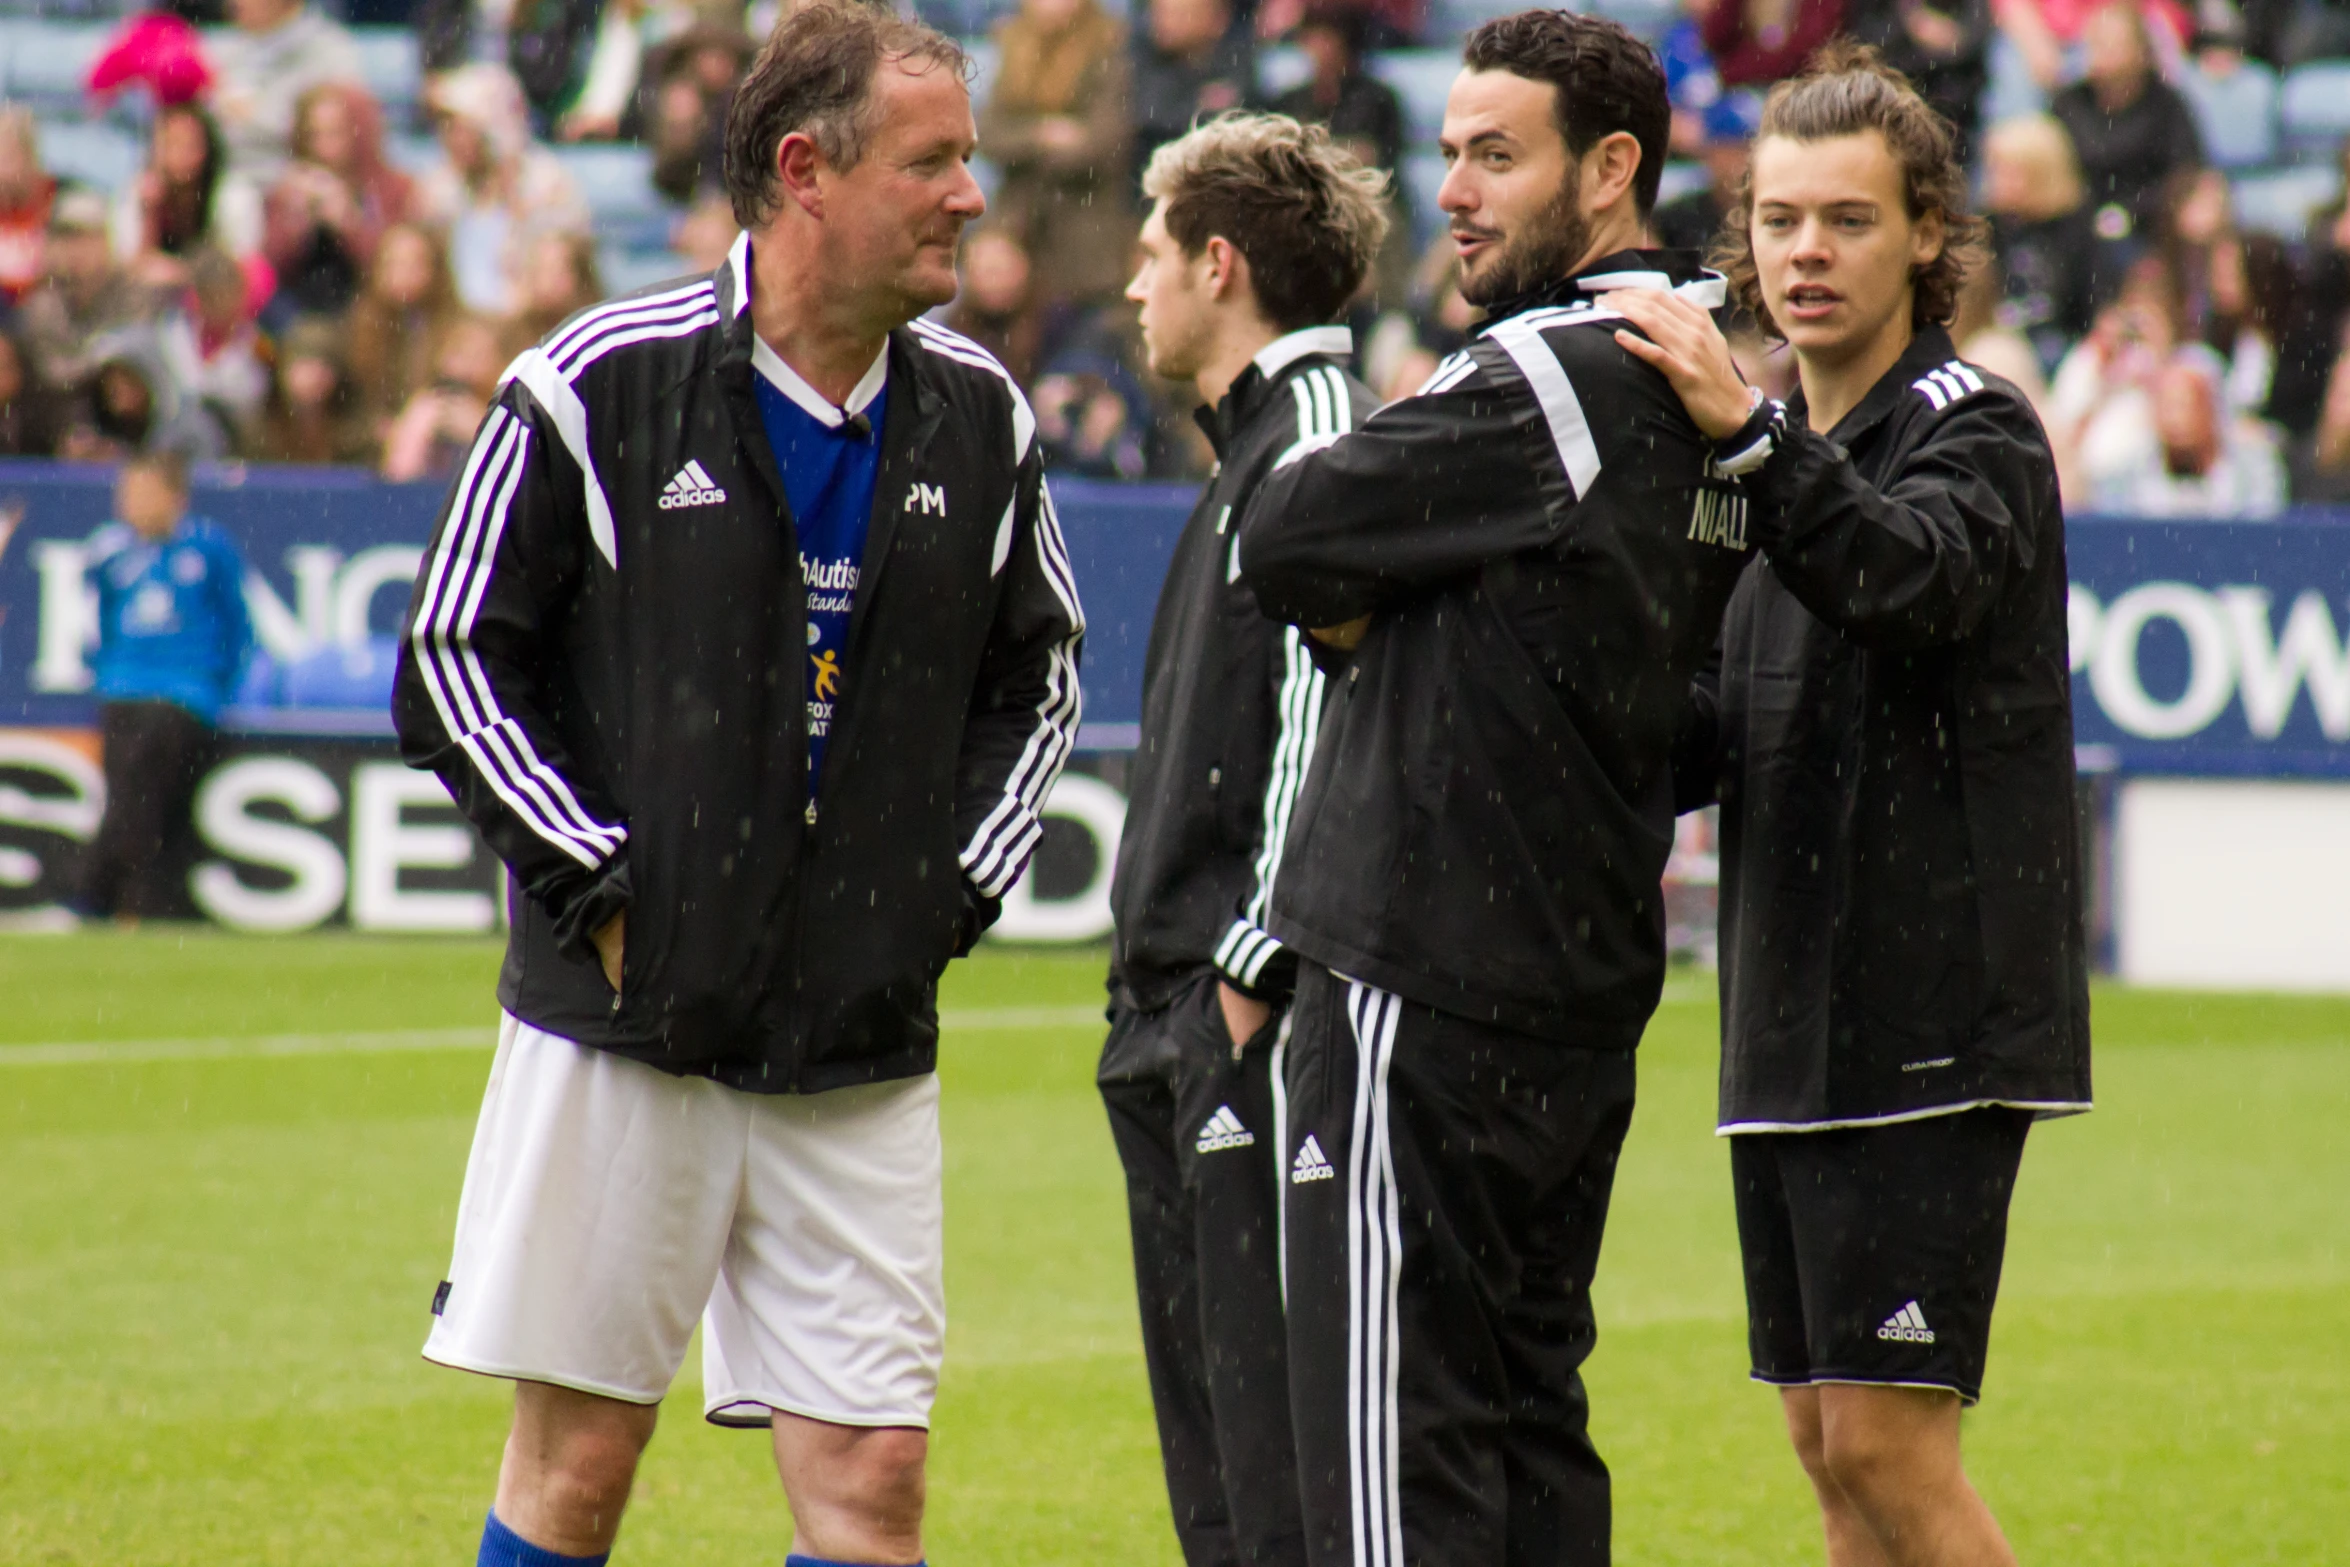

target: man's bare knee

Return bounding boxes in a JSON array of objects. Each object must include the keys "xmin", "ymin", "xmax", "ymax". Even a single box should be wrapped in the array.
[
  {"xmin": 773, "ymin": 1414, "xmax": 928, "ymax": 1561},
  {"xmin": 1780, "ymin": 1386, "xmax": 1832, "ymax": 1481},
  {"xmin": 498, "ymin": 1382, "xmax": 660, "ymax": 1554},
  {"xmin": 1817, "ymin": 1385, "xmax": 1961, "ymax": 1508}
]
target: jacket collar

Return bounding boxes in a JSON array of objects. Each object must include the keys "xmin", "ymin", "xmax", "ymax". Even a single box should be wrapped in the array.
[
  {"xmin": 1788, "ymin": 324, "xmax": 1958, "ymax": 445},
  {"xmin": 1475, "ymin": 247, "xmax": 1726, "ymax": 331},
  {"xmin": 714, "ymin": 234, "xmax": 946, "ymax": 519},
  {"xmin": 1195, "ymin": 324, "xmax": 1354, "ymax": 456},
  {"xmin": 1252, "ymin": 324, "xmax": 1352, "ymax": 380}
]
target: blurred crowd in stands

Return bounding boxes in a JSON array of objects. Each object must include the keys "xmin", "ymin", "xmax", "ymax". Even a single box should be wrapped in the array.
[{"xmin": 1, "ymin": 0, "xmax": 2349, "ymax": 512}]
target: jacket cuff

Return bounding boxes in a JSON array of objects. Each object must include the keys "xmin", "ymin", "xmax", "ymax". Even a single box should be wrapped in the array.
[
  {"xmin": 1711, "ymin": 397, "xmax": 1788, "ymax": 479},
  {"xmin": 954, "ymin": 878, "xmax": 1003, "ymax": 958},
  {"xmin": 1213, "ymin": 917, "xmax": 1294, "ymax": 1001},
  {"xmin": 551, "ymin": 852, "xmax": 631, "ymax": 967}
]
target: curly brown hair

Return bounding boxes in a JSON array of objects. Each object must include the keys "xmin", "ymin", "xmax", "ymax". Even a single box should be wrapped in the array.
[{"xmin": 1714, "ymin": 41, "xmax": 1990, "ymax": 340}]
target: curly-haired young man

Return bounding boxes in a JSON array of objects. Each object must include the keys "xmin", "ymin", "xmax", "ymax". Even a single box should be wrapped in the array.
[{"xmin": 1609, "ymin": 42, "xmax": 2090, "ymax": 1567}]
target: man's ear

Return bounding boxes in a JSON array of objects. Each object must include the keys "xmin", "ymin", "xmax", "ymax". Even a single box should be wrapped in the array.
[
  {"xmin": 1912, "ymin": 207, "xmax": 1948, "ymax": 269},
  {"xmin": 776, "ymin": 132, "xmax": 827, "ymax": 220},
  {"xmin": 1580, "ymin": 129, "xmax": 1644, "ymax": 217},
  {"xmin": 1203, "ymin": 234, "xmax": 1249, "ymax": 303}
]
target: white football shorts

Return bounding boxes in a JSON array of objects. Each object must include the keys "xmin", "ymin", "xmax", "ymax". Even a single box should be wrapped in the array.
[{"xmin": 423, "ymin": 1013, "xmax": 945, "ymax": 1428}]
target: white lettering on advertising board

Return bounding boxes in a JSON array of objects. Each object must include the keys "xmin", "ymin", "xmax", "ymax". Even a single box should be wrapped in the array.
[{"xmin": 2068, "ymin": 583, "xmax": 2350, "ymax": 742}]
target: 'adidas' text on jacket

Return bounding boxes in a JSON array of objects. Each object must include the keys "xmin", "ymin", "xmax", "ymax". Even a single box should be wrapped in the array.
[{"xmin": 392, "ymin": 236, "xmax": 1085, "ymax": 1092}]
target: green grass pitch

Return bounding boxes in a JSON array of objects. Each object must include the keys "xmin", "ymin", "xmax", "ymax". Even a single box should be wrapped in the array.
[{"xmin": 2, "ymin": 931, "xmax": 2344, "ymax": 1563}]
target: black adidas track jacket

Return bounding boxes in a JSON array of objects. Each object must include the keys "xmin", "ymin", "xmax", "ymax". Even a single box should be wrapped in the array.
[
  {"xmin": 392, "ymin": 237, "xmax": 1085, "ymax": 1093},
  {"xmin": 1238, "ymin": 250, "xmax": 1751, "ymax": 1048},
  {"xmin": 1109, "ymin": 328, "xmax": 1376, "ymax": 1014},
  {"xmin": 1674, "ymin": 326, "xmax": 2091, "ymax": 1130}
]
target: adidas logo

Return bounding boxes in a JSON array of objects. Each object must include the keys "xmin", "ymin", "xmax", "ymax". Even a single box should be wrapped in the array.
[
  {"xmin": 1195, "ymin": 1105, "xmax": 1256, "ymax": 1153},
  {"xmin": 1290, "ymin": 1134, "xmax": 1335, "ymax": 1184},
  {"xmin": 1876, "ymin": 1300, "xmax": 1937, "ymax": 1344},
  {"xmin": 659, "ymin": 460, "xmax": 728, "ymax": 510}
]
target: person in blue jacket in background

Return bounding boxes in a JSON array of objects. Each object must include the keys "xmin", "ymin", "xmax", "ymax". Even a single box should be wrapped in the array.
[{"xmin": 76, "ymin": 449, "xmax": 251, "ymax": 921}]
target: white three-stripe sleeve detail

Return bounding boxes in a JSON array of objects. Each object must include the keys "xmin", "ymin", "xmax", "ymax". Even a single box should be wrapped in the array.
[
  {"xmin": 1318, "ymin": 367, "xmax": 1350, "ymax": 435},
  {"xmin": 1486, "ymin": 317, "xmax": 1603, "ymax": 500},
  {"xmin": 1273, "ymin": 363, "xmax": 1343, "ymax": 469},
  {"xmin": 408, "ymin": 410, "xmax": 622, "ymax": 868},
  {"xmin": 909, "ymin": 319, "xmax": 1038, "ymax": 464},
  {"xmin": 543, "ymin": 280, "xmax": 711, "ymax": 366},
  {"xmin": 959, "ymin": 477, "xmax": 1084, "ymax": 897},
  {"xmin": 438, "ymin": 424, "xmax": 626, "ymax": 859},
  {"xmin": 501, "ymin": 348, "xmax": 619, "ymax": 569},
  {"xmin": 551, "ymin": 294, "xmax": 718, "ymax": 375},
  {"xmin": 1217, "ymin": 626, "xmax": 1324, "ymax": 986},
  {"xmin": 1417, "ymin": 352, "xmax": 1478, "ymax": 398}
]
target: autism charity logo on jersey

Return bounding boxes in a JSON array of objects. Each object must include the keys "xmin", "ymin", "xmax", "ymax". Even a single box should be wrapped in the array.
[{"xmin": 802, "ymin": 552, "xmax": 859, "ymax": 739}]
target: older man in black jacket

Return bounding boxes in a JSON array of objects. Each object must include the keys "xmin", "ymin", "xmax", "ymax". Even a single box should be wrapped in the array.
[{"xmin": 392, "ymin": 10, "xmax": 1082, "ymax": 1564}]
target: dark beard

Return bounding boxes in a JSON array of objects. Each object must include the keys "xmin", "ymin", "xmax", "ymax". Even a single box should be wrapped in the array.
[{"xmin": 1458, "ymin": 174, "xmax": 1591, "ymax": 308}]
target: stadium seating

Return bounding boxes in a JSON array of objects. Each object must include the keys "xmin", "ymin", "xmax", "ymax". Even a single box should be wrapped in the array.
[
  {"xmin": 349, "ymin": 26, "xmax": 421, "ymax": 116},
  {"xmin": 2280, "ymin": 59, "xmax": 2350, "ymax": 159},
  {"xmin": 34, "ymin": 115, "xmax": 136, "ymax": 192},
  {"xmin": 0, "ymin": 14, "xmax": 2344, "ymax": 323},
  {"xmin": 2181, "ymin": 59, "xmax": 2280, "ymax": 169},
  {"xmin": 0, "ymin": 20, "xmax": 110, "ymax": 109},
  {"xmin": 2233, "ymin": 161, "xmax": 2340, "ymax": 238}
]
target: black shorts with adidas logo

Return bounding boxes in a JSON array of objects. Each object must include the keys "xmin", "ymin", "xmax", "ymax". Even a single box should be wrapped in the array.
[{"xmin": 1730, "ymin": 1105, "xmax": 2034, "ymax": 1405}]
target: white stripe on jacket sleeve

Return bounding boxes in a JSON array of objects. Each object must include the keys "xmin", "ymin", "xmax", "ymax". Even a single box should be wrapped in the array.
[
  {"xmin": 959, "ymin": 477, "xmax": 1085, "ymax": 898},
  {"xmin": 408, "ymin": 406, "xmax": 627, "ymax": 870},
  {"xmin": 1214, "ymin": 625, "xmax": 1325, "ymax": 990},
  {"xmin": 1485, "ymin": 316, "xmax": 1603, "ymax": 500}
]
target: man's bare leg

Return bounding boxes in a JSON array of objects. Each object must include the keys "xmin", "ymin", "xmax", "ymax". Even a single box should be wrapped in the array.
[
  {"xmin": 1792, "ymin": 1383, "xmax": 2017, "ymax": 1567},
  {"xmin": 771, "ymin": 1411, "xmax": 928, "ymax": 1565},
  {"xmin": 493, "ymin": 1381, "xmax": 660, "ymax": 1556},
  {"xmin": 1782, "ymin": 1387, "xmax": 1892, "ymax": 1567}
]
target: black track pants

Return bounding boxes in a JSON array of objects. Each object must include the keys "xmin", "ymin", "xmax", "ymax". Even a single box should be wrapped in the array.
[
  {"xmin": 1101, "ymin": 971, "xmax": 1305, "ymax": 1567},
  {"xmin": 79, "ymin": 699, "xmax": 212, "ymax": 919},
  {"xmin": 1280, "ymin": 963, "xmax": 1638, "ymax": 1567}
]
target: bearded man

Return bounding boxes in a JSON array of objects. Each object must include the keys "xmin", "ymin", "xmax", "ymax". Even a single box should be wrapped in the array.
[{"xmin": 1231, "ymin": 11, "xmax": 1750, "ymax": 1565}]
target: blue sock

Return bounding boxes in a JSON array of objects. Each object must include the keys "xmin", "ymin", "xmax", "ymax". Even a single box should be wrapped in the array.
[
  {"xmin": 478, "ymin": 1510, "xmax": 609, "ymax": 1567},
  {"xmin": 784, "ymin": 1558, "xmax": 926, "ymax": 1567}
]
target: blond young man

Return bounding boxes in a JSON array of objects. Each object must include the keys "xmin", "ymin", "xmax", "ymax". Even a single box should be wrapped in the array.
[{"xmin": 1103, "ymin": 111, "xmax": 1387, "ymax": 1567}]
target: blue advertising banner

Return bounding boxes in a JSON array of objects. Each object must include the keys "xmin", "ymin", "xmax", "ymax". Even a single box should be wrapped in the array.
[
  {"xmin": 2, "ymin": 461, "xmax": 2345, "ymax": 770},
  {"xmin": 0, "ymin": 465, "xmax": 1183, "ymax": 745},
  {"xmin": 2065, "ymin": 513, "xmax": 2350, "ymax": 777}
]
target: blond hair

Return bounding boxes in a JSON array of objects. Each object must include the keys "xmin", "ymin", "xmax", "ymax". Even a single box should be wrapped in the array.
[
  {"xmin": 1984, "ymin": 114, "xmax": 2086, "ymax": 221},
  {"xmin": 1142, "ymin": 111, "xmax": 1390, "ymax": 331}
]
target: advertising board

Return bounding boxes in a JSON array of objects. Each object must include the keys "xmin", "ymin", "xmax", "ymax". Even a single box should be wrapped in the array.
[{"xmin": 2, "ymin": 462, "xmax": 2343, "ymax": 939}]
